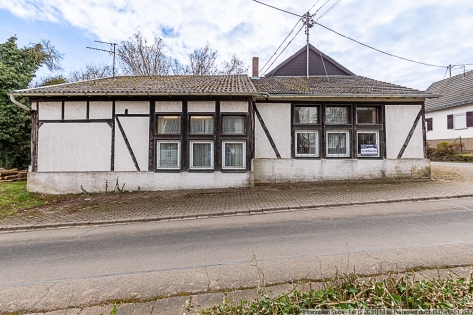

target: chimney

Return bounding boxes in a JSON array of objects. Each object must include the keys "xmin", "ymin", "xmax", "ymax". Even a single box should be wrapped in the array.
[{"xmin": 252, "ymin": 57, "xmax": 259, "ymax": 78}]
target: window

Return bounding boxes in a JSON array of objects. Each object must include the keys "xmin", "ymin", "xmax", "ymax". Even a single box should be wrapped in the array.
[
  {"xmin": 156, "ymin": 141, "xmax": 180, "ymax": 169},
  {"xmin": 357, "ymin": 131, "xmax": 379, "ymax": 157},
  {"xmin": 295, "ymin": 131, "xmax": 318, "ymax": 157},
  {"xmin": 326, "ymin": 130, "xmax": 350, "ymax": 157},
  {"xmin": 190, "ymin": 141, "xmax": 214, "ymax": 169},
  {"xmin": 294, "ymin": 106, "xmax": 318, "ymax": 124},
  {"xmin": 326, "ymin": 107, "xmax": 349, "ymax": 124},
  {"xmin": 453, "ymin": 113, "xmax": 467, "ymax": 130},
  {"xmin": 157, "ymin": 116, "xmax": 180, "ymax": 134},
  {"xmin": 222, "ymin": 141, "xmax": 246, "ymax": 169},
  {"xmin": 426, "ymin": 118, "xmax": 433, "ymax": 131},
  {"xmin": 190, "ymin": 116, "xmax": 213, "ymax": 134},
  {"xmin": 356, "ymin": 107, "xmax": 378, "ymax": 124},
  {"xmin": 222, "ymin": 116, "xmax": 245, "ymax": 134}
]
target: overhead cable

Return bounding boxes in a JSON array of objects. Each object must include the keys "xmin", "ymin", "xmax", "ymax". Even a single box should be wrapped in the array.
[
  {"xmin": 252, "ymin": 0, "xmax": 302, "ymax": 17},
  {"xmin": 316, "ymin": 0, "xmax": 341, "ymax": 21}
]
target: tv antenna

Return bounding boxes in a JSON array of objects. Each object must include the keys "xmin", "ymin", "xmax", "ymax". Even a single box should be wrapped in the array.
[{"xmin": 86, "ymin": 40, "xmax": 118, "ymax": 78}]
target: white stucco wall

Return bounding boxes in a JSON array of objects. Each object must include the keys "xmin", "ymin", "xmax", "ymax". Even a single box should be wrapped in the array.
[
  {"xmin": 37, "ymin": 123, "xmax": 111, "ymax": 172},
  {"xmin": 385, "ymin": 105, "xmax": 424, "ymax": 159},
  {"xmin": 188, "ymin": 101, "xmax": 215, "ymax": 112},
  {"xmin": 28, "ymin": 171, "xmax": 253, "ymax": 194},
  {"xmin": 38, "ymin": 102, "xmax": 62, "ymax": 120},
  {"xmin": 221, "ymin": 101, "xmax": 248, "ymax": 113},
  {"xmin": 114, "ymin": 116, "xmax": 149, "ymax": 171},
  {"xmin": 115, "ymin": 101, "xmax": 149, "ymax": 115},
  {"xmin": 64, "ymin": 101, "xmax": 87, "ymax": 120},
  {"xmin": 89, "ymin": 101, "xmax": 112, "ymax": 119},
  {"xmin": 255, "ymin": 103, "xmax": 291, "ymax": 159},
  {"xmin": 425, "ymin": 103, "xmax": 473, "ymax": 141},
  {"xmin": 155, "ymin": 101, "xmax": 182, "ymax": 112},
  {"xmin": 253, "ymin": 158, "xmax": 430, "ymax": 183}
]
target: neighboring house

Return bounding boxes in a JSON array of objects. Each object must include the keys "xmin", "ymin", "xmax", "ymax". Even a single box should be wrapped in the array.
[
  {"xmin": 8, "ymin": 45, "xmax": 437, "ymax": 194},
  {"xmin": 425, "ymin": 70, "xmax": 473, "ymax": 151}
]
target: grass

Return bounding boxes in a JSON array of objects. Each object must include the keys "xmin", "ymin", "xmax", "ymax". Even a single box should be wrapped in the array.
[
  {"xmin": 0, "ymin": 181, "xmax": 65, "ymax": 220},
  {"xmin": 199, "ymin": 272, "xmax": 473, "ymax": 314}
]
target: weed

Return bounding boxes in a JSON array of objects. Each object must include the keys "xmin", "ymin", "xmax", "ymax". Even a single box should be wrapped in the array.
[{"xmin": 80, "ymin": 185, "xmax": 90, "ymax": 195}]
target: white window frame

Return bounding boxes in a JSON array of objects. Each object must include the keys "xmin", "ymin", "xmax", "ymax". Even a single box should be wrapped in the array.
[
  {"xmin": 294, "ymin": 130, "xmax": 319, "ymax": 157},
  {"xmin": 190, "ymin": 141, "xmax": 214, "ymax": 170},
  {"xmin": 356, "ymin": 130, "xmax": 380, "ymax": 158},
  {"xmin": 326, "ymin": 130, "xmax": 350, "ymax": 158},
  {"xmin": 454, "ymin": 113, "xmax": 467, "ymax": 130},
  {"xmin": 156, "ymin": 141, "xmax": 181, "ymax": 170},
  {"xmin": 222, "ymin": 141, "xmax": 246, "ymax": 170}
]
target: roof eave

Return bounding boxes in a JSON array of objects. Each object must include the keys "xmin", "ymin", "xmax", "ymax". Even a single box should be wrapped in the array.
[
  {"xmin": 256, "ymin": 93, "xmax": 440, "ymax": 100},
  {"xmin": 8, "ymin": 91, "xmax": 256, "ymax": 97}
]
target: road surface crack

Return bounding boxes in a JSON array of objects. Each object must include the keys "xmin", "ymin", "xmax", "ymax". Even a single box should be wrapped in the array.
[
  {"xmin": 28, "ymin": 282, "xmax": 57, "ymax": 312},
  {"xmin": 204, "ymin": 266, "xmax": 211, "ymax": 291}
]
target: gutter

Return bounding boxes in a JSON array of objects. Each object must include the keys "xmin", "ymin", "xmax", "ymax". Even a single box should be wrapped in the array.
[
  {"xmin": 9, "ymin": 95, "xmax": 30, "ymax": 112},
  {"xmin": 255, "ymin": 93, "xmax": 441, "ymax": 100},
  {"xmin": 8, "ymin": 91, "xmax": 257, "ymax": 97}
]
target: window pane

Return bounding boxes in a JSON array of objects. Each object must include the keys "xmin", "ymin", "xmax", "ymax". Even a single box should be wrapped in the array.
[
  {"xmin": 296, "ymin": 132, "xmax": 317, "ymax": 156},
  {"xmin": 357, "ymin": 131, "xmax": 379, "ymax": 157},
  {"xmin": 327, "ymin": 132, "xmax": 349, "ymax": 156},
  {"xmin": 356, "ymin": 107, "xmax": 377, "ymax": 124},
  {"xmin": 295, "ymin": 107, "xmax": 318, "ymax": 124},
  {"xmin": 222, "ymin": 116, "xmax": 245, "ymax": 134},
  {"xmin": 326, "ymin": 107, "xmax": 349, "ymax": 124},
  {"xmin": 158, "ymin": 142, "xmax": 179, "ymax": 168},
  {"xmin": 190, "ymin": 116, "xmax": 214, "ymax": 134},
  {"xmin": 224, "ymin": 142, "xmax": 245, "ymax": 168},
  {"xmin": 157, "ymin": 116, "xmax": 180, "ymax": 134},
  {"xmin": 192, "ymin": 142, "xmax": 212, "ymax": 168}
]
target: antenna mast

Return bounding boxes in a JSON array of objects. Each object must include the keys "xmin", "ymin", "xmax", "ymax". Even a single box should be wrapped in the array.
[
  {"xmin": 303, "ymin": 11, "xmax": 315, "ymax": 77},
  {"xmin": 86, "ymin": 40, "xmax": 118, "ymax": 79}
]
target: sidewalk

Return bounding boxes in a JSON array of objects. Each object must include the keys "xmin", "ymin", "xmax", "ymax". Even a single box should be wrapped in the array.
[{"xmin": 2, "ymin": 162, "xmax": 473, "ymax": 231}]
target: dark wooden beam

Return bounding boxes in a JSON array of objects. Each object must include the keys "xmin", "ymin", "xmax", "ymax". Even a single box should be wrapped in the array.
[
  {"xmin": 111, "ymin": 101, "xmax": 116, "ymax": 171},
  {"xmin": 397, "ymin": 107, "xmax": 423, "ymax": 159},
  {"xmin": 148, "ymin": 101, "xmax": 155, "ymax": 171},
  {"xmin": 253, "ymin": 103, "xmax": 281, "ymax": 159}
]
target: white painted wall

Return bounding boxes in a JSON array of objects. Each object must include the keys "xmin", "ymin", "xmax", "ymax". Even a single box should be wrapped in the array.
[
  {"xmin": 255, "ymin": 103, "xmax": 291, "ymax": 159},
  {"xmin": 38, "ymin": 102, "xmax": 61, "ymax": 120},
  {"xmin": 221, "ymin": 101, "xmax": 248, "ymax": 113},
  {"xmin": 115, "ymin": 116, "xmax": 149, "ymax": 171},
  {"xmin": 155, "ymin": 101, "xmax": 182, "ymax": 112},
  {"xmin": 425, "ymin": 103, "xmax": 473, "ymax": 141},
  {"xmin": 188, "ymin": 101, "xmax": 215, "ymax": 112},
  {"xmin": 64, "ymin": 101, "xmax": 87, "ymax": 120},
  {"xmin": 253, "ymin": 158, "xmax": 430, "ymax": 183},
  {"xmin": 28, "ymin": 171, "xmax": 253, "ymax": 194},
  {"xmin": 89, "ymin": 101, "xmax": 112, "ymax": 119},
  {"xmin": 37, "ymin": 123, "xmax": 111, "ymax": 172},
  {"xmin": 385, "ymin": 105, "xmax": 424, "ymax": 159},
  {"xmin": 116, "ymin": 101, "xmax": 149, "ymax": 115}
]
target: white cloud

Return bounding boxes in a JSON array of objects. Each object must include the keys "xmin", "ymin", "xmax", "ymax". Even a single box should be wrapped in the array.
[{"xmin": 1, "ymin": 0, "xmax": 472, "ymax": 89}]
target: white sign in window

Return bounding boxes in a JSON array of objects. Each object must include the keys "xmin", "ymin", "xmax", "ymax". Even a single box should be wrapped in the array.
[
  {"xmin": 357, "ymin": 131, "xmax": 379, "ymax": 157},
  {"xmin": 190, "ymin": 141, "xmax": 214, "ymax": 169},
  {"xmin": 454, "ymin": 113, "xmax": 466, "ymax": 130},
  {"xmin": 157, "ymin": 141, "xmax": 180, "ymax": 169},
  {"xmin": 222, "ymin": 141, "xmax": 246, "ymax": 169},
  {"xmin": 326, "ymin": 130, "xmax": 350, "ymax": 157},
  {"xmin": 295, "ymin": 131, "xmax": 319, "ymax": 157}
]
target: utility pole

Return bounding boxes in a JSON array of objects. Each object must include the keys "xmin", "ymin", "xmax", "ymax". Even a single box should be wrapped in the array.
[
  {"xmin": 86, "ymin": 40, "xmax": 118, "ymax": 79},
  {"xmin": 449, "ymin": 64, "xmax": 452, "ymax": 78},
  {"xmin": 302, "ymin": 11, "xmax": 315, "ymax": 77}
]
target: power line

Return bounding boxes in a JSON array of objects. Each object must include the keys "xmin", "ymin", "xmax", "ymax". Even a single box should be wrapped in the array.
[
  {"xmin": 252, "ymin": 0, "xmax": 302, "ymax": 17},
  {"xmin": 315, "ymin": 21, "xmax": 447, "ymax": 68},
  {"xmin": 260, "ymin": 18, "xmax": 302, "ymax": 74},
  {"xmin": 312, "ymin": 0, "xmax": 331, "ymax": 17},
  {"xmin": 309, "ymin": 0, "xmax": 322, "ymax": 12},
  {"xmin": 316, "ymin": 0, "xmax": 341, "ymax": 21}
]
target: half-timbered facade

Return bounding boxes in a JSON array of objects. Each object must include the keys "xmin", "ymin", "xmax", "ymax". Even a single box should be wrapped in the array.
[{"xmin": 8, "ymin": 47, "xmax": 437, "ymax": 194}]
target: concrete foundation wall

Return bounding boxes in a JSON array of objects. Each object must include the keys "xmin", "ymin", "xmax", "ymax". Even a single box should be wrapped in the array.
[
  {"xmin": 38, "ymin": 123, "xmax": 111, "ymax": 172},
  {"xmin": 255, "ymin": 103, "xmax": 291, "ymax": 159},
  {"xmin": 28, "ymin": 171, "xmax": 253, "ymax": 194},
  {"xmin": 385, "ymin": 105, "xmax": 424, "ymax": 159},
  {"xmin": 253, "ymin": 158, "xmax": 430, "ymax": 184}
]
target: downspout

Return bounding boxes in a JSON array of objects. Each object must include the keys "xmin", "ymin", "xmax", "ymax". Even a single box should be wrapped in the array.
[{"xmin": 9, "ymin": 95, "xmax": 30, "ymax": 112}]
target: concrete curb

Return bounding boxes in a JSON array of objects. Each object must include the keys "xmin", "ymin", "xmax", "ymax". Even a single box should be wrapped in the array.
[{"xmin": 1, "ymin": 193, "xmax": 473, "ymax": 232}]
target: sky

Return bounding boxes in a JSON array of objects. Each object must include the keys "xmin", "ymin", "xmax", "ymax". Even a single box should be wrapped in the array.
[{"xmin": 0, "ymin": 0, "xmax": 472, "ymax": 90}]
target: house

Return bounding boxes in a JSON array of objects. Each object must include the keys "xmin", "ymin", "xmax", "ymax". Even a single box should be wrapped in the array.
[
  {"xmin": 425, "ymin": 70, "xmax": 473, "ymax": 151},
  {"xmin": 8, "ymin": 45, "xmax": 437, "ymax": 194}
]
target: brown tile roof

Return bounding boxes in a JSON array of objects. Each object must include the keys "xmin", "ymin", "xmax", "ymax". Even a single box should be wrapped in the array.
[
  {"xmin": 425, "ymin": 70, "xmax": 473, "ymax": 112},
  {"xmin": 10, "ymin": 75, "xmax": 257, "ymax": 96},
  {"xmin": 252, "ymin": 76, "xmax": 432, "ymax": 97}
]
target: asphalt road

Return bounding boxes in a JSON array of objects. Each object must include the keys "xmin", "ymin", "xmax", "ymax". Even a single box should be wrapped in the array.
[{"xmin": 2, "ymin": 198, "xmax": 473, "ymax": 313}]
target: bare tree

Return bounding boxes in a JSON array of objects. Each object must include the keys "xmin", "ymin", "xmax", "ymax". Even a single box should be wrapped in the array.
[
  {"xmin": 68, "ymin": 63, "xmax": 113, "ymax": 82},
  {"xmin": 24, "ymin": 39, "xmax": 64, "ymax": 71},
  {"xmin": 220, "ymin": 54, "xmax": 248, "ymax": 75},
  {"xmin": 118, "ymin": 33, "xmax": 171, "ymax": 75},
  {"xmin": 37, "ymin": 75, "xmax": 68, "ymax": 86},
  {"xmin": 185, "ymin": 43, "xmax": 219, "ymax": 75}
]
